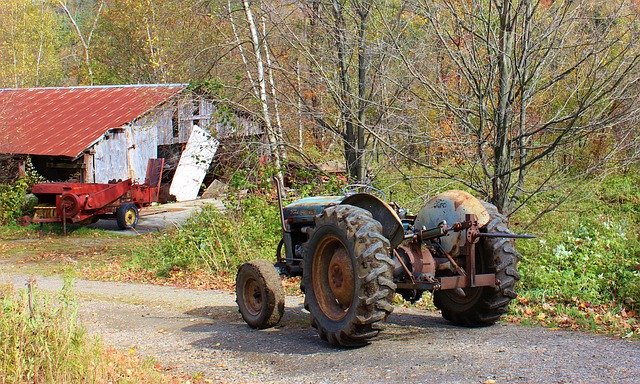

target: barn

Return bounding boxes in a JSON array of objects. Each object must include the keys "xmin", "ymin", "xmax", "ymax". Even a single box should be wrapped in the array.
[{"xmin": 0, "ymin": 84, "xmax": 262, "ymax": 200}]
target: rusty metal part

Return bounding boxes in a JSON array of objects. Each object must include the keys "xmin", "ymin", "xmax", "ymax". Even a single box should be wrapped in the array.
[
  {"xmin": 241, "ymin": 276, "xmax": 264, "ymax": 317},
  {"xmin": 439, "ymin": 274, "xmax": 496, "ymax": 290},
  {"xmin": 414, "ymin": 190, "xmax": 490, "ymax": 256},
  {"xmin": 465, "ymin": 214, "xmax": 479, "ymax": 287},
  {"xmin": 475, "ymin": 232, "xmax": 536, "ymax": 239},
  {"xmin": 328, "ymin": 248, "xmax": 354, "ymax": 308},
  {"xmin": 396, "ymin": 274, "xmax": 496, "ymax": 291},
  {"xmin": 393, "ymin": 249, "xmax": 416, "ymax": 284},
  {"xmin": 398, "ymin": 243, "xmax": 435, "ymax": 278},
  {"xmin": 416, "ymin": 222, "xmax": 449, "ymax": 242},
  {"xmin": 443, "ymin": 251, "xmax": 466, "ymax": 277},
  {"xmin": 342, "ymin": 193, "xmax": 404, "ymax": 248},
  {"xmin": 312, "ymin": 234, "xmax": 354, "ymax": 322},
  {"xmin": 18, "ymin": 215, "xmax": 31, "ymax": 226}
]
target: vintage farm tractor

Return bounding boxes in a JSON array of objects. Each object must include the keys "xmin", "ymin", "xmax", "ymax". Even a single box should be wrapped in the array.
[{"xmin": 236, "ymin": 183, "xmax": 533, "ymax": 347}]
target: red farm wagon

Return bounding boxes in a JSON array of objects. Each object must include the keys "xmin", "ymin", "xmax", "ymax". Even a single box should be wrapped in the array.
[{"xmin": 29, "ymin": 159, "xmax": 164, "ymax": 230}]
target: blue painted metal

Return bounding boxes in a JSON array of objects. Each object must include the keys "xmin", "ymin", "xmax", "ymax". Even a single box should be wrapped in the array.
[{"xmin": 283, "ymin": 196, "xmax": 344, "ymax": 224}]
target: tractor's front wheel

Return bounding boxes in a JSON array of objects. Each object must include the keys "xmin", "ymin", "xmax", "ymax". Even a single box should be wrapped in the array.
[
  {"xmin": 433, "ymin": 202, "xmax": 520, "ymax": 326},
  {"xmin": 303, "ymin": 205, "xmax": 396, "ymax": 347},
  {"xmin": 236, "ymin": 260, "xmax": 285, "ymax": 329}
]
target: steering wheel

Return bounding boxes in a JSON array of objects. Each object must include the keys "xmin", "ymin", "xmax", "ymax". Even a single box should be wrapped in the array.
[{"xmin": 342, "ymin": 184, "xmax": 387, "ymax": 200}]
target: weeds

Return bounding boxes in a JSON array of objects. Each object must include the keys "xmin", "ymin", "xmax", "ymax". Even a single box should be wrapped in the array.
[
  {"xmin": 128, "ymin": 196, "xmax": 280, "ymax": 277},
  {"xmin": 0, "ymin": 278, "xmax": 170, "ymax": 383}
]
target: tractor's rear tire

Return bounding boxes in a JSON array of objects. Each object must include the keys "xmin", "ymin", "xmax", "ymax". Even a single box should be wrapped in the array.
[
  {"xmin": 236, "ymin": 260, "xmax": 285, "ymax": 329},
  {"xmin": 433, "ymin": 202, "xmax": 520, "ymax": 326},
  {"xmin": 116, "ymin": 203, "xmax": 139, "ymax": 230},
  {"xmin": 303, "ymin": 205, "xmax": 396, "ymax": 347}
]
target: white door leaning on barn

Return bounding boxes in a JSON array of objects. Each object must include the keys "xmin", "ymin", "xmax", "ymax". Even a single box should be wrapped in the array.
[{"xmin": 169, "ymin": 125, "xmax": 219, "ymax": 201}]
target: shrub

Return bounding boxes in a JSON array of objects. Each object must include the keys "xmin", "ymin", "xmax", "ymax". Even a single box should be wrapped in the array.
[
  {"xmin": 0, "ymin": 178, "xmax": 29, "ymax": 225},
  {"xmin": 130, "ymin": 196, "xmax": 281, "ymax": 277},
  {"xmin": 518, "ymin": 220, "xmax": 640, "ymax": 311},
  {"xmin": 0, "ymin": 279, "xmax": 167, "ymax": 383}
]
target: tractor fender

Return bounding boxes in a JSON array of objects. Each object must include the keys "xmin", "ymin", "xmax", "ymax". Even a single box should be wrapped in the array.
[
  {"xmin": 414, "ymin": 190, "xmax": 490, "ymax": 257},
  {"xmin": 341, "ymin": 193, "xmax": 404, "ymax": 248}
]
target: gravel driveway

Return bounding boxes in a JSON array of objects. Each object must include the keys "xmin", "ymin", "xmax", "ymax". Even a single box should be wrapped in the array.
[
  {"xmin": 1, "ymin": 273, "xmax": 637, "ymax": 384},
  {"xmin": 86, "ymin": 198, "xmax": 225, "ymax": 234}
]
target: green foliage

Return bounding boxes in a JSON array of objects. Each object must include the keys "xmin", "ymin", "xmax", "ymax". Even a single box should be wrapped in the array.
[
  {"xmin": 518, "ymin": 221, "xmax": 639, "ymax": 310},
  {"xmin": 0, "ymin": 279, "xmax": 96, "ymax": 382},
  {"xmin": 0, "ymin": 178, "xmax": 29, "ymax": 225},
  {"xmin": 129, "ymin": 197, "xmax": 281, "ymax": 277},
  {"xmin": 516, "ymin": 172, "xmax": 640, "ymax": 312}
]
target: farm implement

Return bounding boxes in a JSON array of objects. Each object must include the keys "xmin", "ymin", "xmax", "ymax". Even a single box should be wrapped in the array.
[
  {"xmin": 236, "ymin": 182, "xmax": 534, "ymax": 347},
  {"xmin": 28, "ymin": 158, "xmax": 164, "ymax": 231}
]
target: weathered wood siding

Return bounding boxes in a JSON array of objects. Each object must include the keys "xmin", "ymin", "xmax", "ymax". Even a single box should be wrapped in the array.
[
  {"xmin": 92, "ymin": 118, "xmax": 158, "ymax": 183},
  {"xmin": 126, "ymin": 122, "xmax": 158, "ymax": 181},
  {"xmin": 90, "ymin": 93, "xmax": 263, "ymax": 184},
  {"xmin": 92, "ymin": 130, "xmax": 128, "ymax": 183}
]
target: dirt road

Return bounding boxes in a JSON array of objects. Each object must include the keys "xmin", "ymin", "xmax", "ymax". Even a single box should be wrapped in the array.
[
  {"xmin": 1, "ymin": 273, "xmax": 637, "ymax": 384},
  {"xmin": 87, "ymin": 198, "xmax": 225, "ymax": 234}
]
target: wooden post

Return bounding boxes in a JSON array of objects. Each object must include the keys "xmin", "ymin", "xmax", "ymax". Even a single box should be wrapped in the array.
[
  {"xmin": 17, "ymin": 159, "xmax": 26, "ymax": 178},
  {"xmin": 83, "ymin": 152, "xmax": 95, "ymax": 183}
]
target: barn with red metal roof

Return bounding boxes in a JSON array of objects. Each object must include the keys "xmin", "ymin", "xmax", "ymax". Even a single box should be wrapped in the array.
[{"xmin": 0, "ymin": 84, "xmax": 263, "ymax": 195}]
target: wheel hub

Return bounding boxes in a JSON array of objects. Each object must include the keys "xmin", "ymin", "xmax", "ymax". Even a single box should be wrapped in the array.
[
  {"xmin": 328, "ymin": 248, "xmax": 354, "ymax": 308},
  {"xmin": 124, "ymin": 209, "xmax": 136, "ymax": 225},
  {"xmin": 312, "ymin": 235, "xmax": 356, "ymax": 321},
  {"xmin": 243, "ymin": 278, "xmax": 262, "ymax": 316}
]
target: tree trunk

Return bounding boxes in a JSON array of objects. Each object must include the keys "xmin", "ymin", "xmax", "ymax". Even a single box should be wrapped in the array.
[
  {"xmin": 242, "ymin": 0, "xmax": 284, "ymax": 191},
  {"xmin": 492, "ymin": 0, "xmax": 515, "ymax": 213}
]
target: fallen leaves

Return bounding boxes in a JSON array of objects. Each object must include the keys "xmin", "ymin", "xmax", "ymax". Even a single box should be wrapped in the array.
[{"xmin": 507, "ymin": 297, "xmax": 639, "ymax": 339}]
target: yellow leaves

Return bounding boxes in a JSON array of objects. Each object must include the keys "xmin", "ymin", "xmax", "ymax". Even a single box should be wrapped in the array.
[{"xmin": 0, "ymin": 0, "xmax": 63, "ymax": 87}]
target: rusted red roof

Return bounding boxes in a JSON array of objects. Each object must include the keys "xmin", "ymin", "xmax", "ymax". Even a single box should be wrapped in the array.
[{"xmin": 0, "ymin": 84, "xmax": 186, "ymax": 158}]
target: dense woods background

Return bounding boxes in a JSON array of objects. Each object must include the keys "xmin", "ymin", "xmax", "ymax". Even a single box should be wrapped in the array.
[{"xmin": 2, "ymin": 0, "xmax": 640, "ymax": 214}]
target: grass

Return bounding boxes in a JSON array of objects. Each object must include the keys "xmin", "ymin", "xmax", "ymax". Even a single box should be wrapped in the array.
[
  {"xmin": 0, "ymin": 279, "xmax": 178, "ymax": 383},
  {"xmin": 0, "ymin": 167, "xmax": 638, "ymax": 339},
  {"xmin": 126, "ymin": 196, "xmax": 281, "ymax": 279},
  {"xmin": 0, "ymin": 223, "xmax": 145, "ymax": 278}
]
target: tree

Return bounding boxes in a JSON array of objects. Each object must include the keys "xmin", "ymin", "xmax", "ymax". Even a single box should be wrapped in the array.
[
  {"xmin": 266, "ymin": 0, "xmax": 414, "ymax": 182},
  {"xmin": 0, "ymin": 0, "xmax": 62, "ymax": 87},
  {"xmin": 396, "ymin": 0, "xmax": 640, "ymax": 213},
  {"xmin": 55, "ymin": 0, "xmax": 104, "ymax": 85}
]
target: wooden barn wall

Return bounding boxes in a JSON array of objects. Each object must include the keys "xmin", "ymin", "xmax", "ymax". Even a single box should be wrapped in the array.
[
  {"xmin": 90, "ymin": 94, "xmax": 264, "ymax": 185},
  {"xmin": 127, "ymin": 118, "xmax": 158, "ymax": 181},
  {"xmin": 92, "ymin": 116, "xmax": 159, "ymax": 183},
  {"xmin": 93, "ymin": 130, "xmax": 128, "ymax": 183}
]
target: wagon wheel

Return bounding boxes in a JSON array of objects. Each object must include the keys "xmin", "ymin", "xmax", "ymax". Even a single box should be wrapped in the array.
[
  {"xmin": 303, "ymin": 205, "xmax": 396, "ymax": 347},
  {"xmin": 236, "ymin": 260, "xmax": 285, "ymax": 329},
  {"xmin": 116, "ymin": 203, "xmax": 139, "ymax": 230},
  {"xmin": 433, "ymin": 202, "xmax": 521, "ymax": 326}
]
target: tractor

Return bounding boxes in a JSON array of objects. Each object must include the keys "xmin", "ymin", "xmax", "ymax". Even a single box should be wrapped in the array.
[{"xmin": 235, "ymin": 183, "xmax": 532, "ymax": 347}]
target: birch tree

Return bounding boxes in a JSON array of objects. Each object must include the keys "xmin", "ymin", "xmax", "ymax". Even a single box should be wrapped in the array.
[
  {"xmin": 237, "ymin": 0, "xmax": 286, "ymax": 187},
  {"xmin": 56, "ymin": 0, "xmax": 104, "ymax": 85}
]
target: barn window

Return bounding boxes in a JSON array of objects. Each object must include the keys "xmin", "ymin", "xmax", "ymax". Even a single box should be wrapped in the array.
[
  {"xmin": 172, "ymin": 108, "xmax": 179, "ymax": 138},
  {"xmin": 193, "ymin": 101, "xmax": 200, "ymax": 126}
]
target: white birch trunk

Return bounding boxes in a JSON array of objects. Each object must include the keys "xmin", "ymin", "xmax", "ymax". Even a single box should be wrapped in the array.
[{"xmin": 241, "ymin": 0, "xmax": 284, "ymax": 192}]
